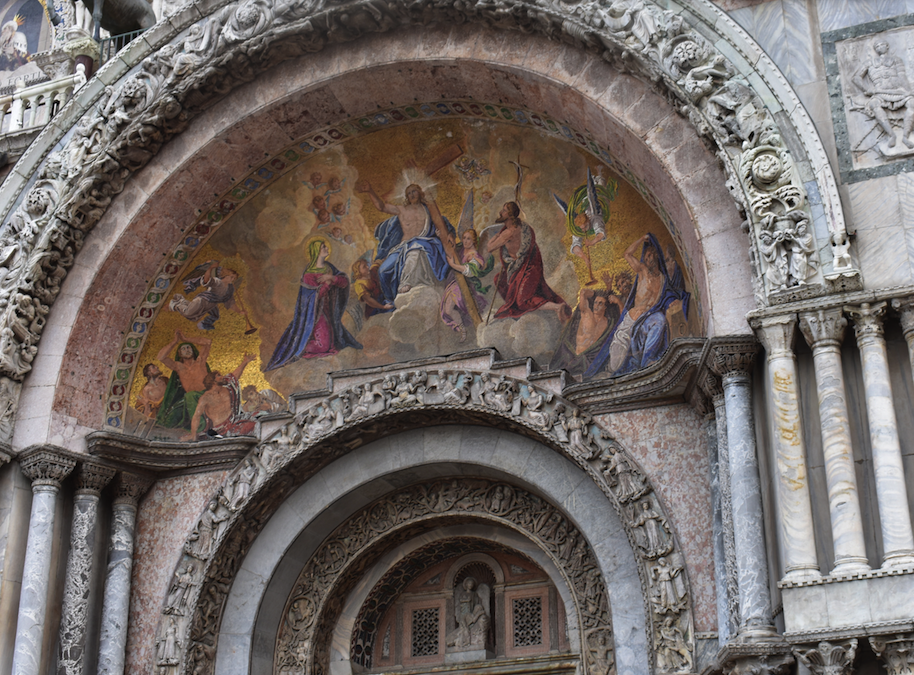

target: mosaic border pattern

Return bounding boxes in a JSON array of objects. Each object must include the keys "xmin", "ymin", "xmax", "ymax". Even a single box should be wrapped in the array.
[{"xmin": 104, "ymin": 99, "xmax": 694, "ymax": 431}]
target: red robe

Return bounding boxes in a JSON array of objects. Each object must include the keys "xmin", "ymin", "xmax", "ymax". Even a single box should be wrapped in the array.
[{"xmin": 494, "ymin": 222, "xmax": 565, "ymax": 319}]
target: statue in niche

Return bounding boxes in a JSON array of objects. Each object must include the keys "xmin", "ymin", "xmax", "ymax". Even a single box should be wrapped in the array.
[{"xmin": 446, "ymin": 577, "xmax": 491, "ymax": 651}]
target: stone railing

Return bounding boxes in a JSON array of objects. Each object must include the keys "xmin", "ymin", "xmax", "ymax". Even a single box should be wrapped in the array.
[{"xmin": 0, "ymin": 63, "xmax": 86, "ymax": 136}]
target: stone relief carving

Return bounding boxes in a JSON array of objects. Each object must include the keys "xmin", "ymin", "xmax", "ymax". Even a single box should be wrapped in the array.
[
  {"xmin": 793, "ymin": 640, "xmax": 857, "ymax": 675},
  {"xmin": 869, "ymin": 635, "xmax": 914, "ymax": 675},
  {"xmin": 152, "ymin": 370, "xmax": 694, "ymax": 675},
  {"xmin": 446, "ymin": 576, "xmax": 491, "ymax": 651},
  {"xmin": 0, "ymin": 0, "xmax": 853, "ymax": 442}
]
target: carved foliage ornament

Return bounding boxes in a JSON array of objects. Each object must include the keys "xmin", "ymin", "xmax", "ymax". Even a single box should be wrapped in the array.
[
  {"xmin": 0, "ymin": 0, "xmax": 849, "ymax": 394},
  {"xmin": 275, "ymin": 479, "xmax": 612, "ymax": 675},
  {"xmin": 153, "ymin": 370, "xmax": 694, "ymax": 675}
]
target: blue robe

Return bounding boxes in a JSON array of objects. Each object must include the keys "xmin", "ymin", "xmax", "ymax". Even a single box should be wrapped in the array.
[
  {"xmin": 584, "ymin": 234, "xmax": 690, "ymax": 379},
  {"xmin": 265, "ymin": 263, "xmax": 362, "ymax": 371},
  {"xmin": 374, "ymin": 207, "xmax": 455, "ymax": 305}
]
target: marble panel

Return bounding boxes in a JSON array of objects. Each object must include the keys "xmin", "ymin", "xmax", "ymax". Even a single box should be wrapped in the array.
[
  {"xmin": 856, "ymin": 223, "xmax": 910, "ymax": 289},
  {"xmin": 848, "ymin": 175, "xmax": 900, "ymax": 231},
  {"xmin": 817, "ymin": 0, "xmax": 907, "ymax": 33},
  {"xmin": 125, "ymin": 471, "xmax": 227, "ymax": 675}
]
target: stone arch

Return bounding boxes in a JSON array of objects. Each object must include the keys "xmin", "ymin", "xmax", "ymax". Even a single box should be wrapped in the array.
[
  {"xmin": 155, "ymin": 371, "xmax": 693, "ymax": 675},
  {"xmin": 0, "ymin": 0, "xmax": 853, "ymax": 445}
]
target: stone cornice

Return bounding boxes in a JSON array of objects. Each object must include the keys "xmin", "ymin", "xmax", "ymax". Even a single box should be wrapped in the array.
[{"xmin": 86, "ymin": 431, "xmax": 257, "ymax": 477}]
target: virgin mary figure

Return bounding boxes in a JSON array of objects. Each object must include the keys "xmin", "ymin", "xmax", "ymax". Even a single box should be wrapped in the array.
[{"xmin": 265, "ymin": 239, "xmax": 362, "ymax": 371}]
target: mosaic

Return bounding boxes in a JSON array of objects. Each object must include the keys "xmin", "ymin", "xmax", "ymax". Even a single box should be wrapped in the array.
[
  {"xmin": 0, "ymin": 0, "xmax": 53, "ymax": 86},
  {"xmin": 109, "ymin": 101, "xmax": 702, "ymax": 440}
]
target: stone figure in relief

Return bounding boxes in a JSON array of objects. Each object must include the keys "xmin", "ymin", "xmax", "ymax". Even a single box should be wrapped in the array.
[
  {"xmin": 447, "ymin": 577, "xmax": 491, "ymax": 651},
  {"xmin": 651, "ymin": 557, "xmax": 685, "ymax": 614},
  {"xmin": 657, "ymin": 617, "xmax": 690, "ymax": 671},
  {"xmin": 851, "ymin": 41, "xmax": 914, "ymax": 149},
  {"xmin": 585, "ymin": 234, "xmax": 689, "ymax": 378},
  {"xmin": 357, "ymin": 181, "xmax": 455, "ymax": 305},
  {"xmin": 485, "ymin": 201, "xmax": 569, "ymax": 321},
  {"xmin": 266, "ymin": 239, "xmax": 362, "ymax": 370},
  {"xmin": 632, "ymin": 499, "xmax": 669, "ymax": 556}
]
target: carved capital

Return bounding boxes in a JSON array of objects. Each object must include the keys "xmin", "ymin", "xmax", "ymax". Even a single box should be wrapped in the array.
[
  {"xmin": 844, "ymin": 302, "xmax": 887, "ymax": 344},
  {"xmin": 891, "ymin": 296, "xmax": 914, "ymax": 338},
  {"xmin": 75, "ymin": 461, "xmax": 116, "ymax": 496},
  {"xmin": 798, "ymin": 308, "xmax": 847, "ymax": 350},
  {"xmin": 19, "ymin": 448, "xmax": 76, "ymax": 488},
  {"xmin": 793, "ymin": 640, "xmax": 857, "ymax": 675},
  {"xmin": 751, "ymin": 315, "xmax": 797, "ymax": 361},
  {"xmin": 869, "ymin": 635, "xmax": 914, "ymax": 675},
  {"xmin": 112, "ymin": 471, "xmax": 155, "ymax": 507},
  {"xmin": 710, "ymin": 339, "xmax": 760, "ymax": 380},
  {"xmin": 719, "ymin": 643, "xmax": 793, "ymax": 675}
]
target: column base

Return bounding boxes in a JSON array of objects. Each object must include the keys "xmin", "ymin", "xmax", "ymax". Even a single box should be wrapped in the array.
[
  {"xmin": 831, "ymin": 557, "xmax": 871, "ymax": 576},
  {"xmin": 782, "ymin": 566, "xmax": 821, "ymax": 582},
  {"xmin": 881, "ymin": 551, "xmax": 914, "ymax": 569}
]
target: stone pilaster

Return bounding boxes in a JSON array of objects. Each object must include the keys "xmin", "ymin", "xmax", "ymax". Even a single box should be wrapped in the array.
[
  {"xmin": 845, "ymin": 302, "xmax": 914, "ymax": 567},
  {"xmin": 58, "ymin": 461, "xmax": 116, "ymax": 675},
  {"xmin": 700, "ymin": 370, "xmax": 738, "ymax": 642},
  {"xmin": 793, "ymin": 640, "xmax": 857, "ymax": 675},
  {"xmin": 710, "ymin": 340, "xmax": 777, "ymax": 639},
  {"xmin": 11, "ymin": 448, "xmax": 77, "ymax": 675},
  {"xmin": 798, "ymin": 309, "xmax": 869, "ymax": 574},
  {"xmin": 752, "ymin": 315, "xmax": 819, "ymax": 580},
  {"xmin": 869, "ymin": 634, "xmax": 914, "ymax": 675},
  {"xmin": 892, "ymin": 296, "xmax": 914, "ymax": 387},
  {"xmin": 97, "ymin": 472, "xmax": 154, "ymax": 675}
]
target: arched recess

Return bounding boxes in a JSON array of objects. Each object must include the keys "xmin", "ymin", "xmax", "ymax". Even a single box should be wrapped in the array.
[
  {"xmin": 153, "ymin": 372, "xmax": 694, "ymax": 675},
  {"xmin": 1, "ymin": 0, "xmax": 851, "ymax": 447}
]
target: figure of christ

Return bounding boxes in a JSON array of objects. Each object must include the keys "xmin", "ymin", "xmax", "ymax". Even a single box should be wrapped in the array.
[
  {"xmin": 441, "ymin": 229, "xmax": 491, "ymax": 342},
  {"xmin": 485, "ymin": 202, "xmax": 569, "ymax": 320},
  {"xmin": 155, "ymin": 330, "xmax": 212, "ymax": 429},
  {"xmin": 584, "ymin": 233, "xmax": 689, "ymax": 379},
  {"xmin": 183, "ymin": 353, "xmax": 256, "ymax": 441},
  {"xmin": 357, "ymin": 181, "xmax": 455, "ymax": 305},
  {"xmin": 135, "ymin": 363, "xmax": 167, "ymax": 418}
]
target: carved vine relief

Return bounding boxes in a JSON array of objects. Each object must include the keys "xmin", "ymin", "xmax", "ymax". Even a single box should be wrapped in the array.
[
  {"xmin": 0, "ymin": 0, "xmax": 853, "ymax": 443},
  {"xmin": 153, "ymin": 370, "xmax": 694, "ymax": 675}
]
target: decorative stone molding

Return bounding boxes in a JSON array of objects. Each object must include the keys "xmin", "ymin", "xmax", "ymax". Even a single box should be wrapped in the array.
[
  {"xmin": 152, "ymin": 370, "xmax": 695, "ymax": 675},
  {"xmin": 869, "ymin": 635, "xmax": 914, "ymax": 675},
  {"xmin": 18, "ymin": 447, "xmax": 76, "ymax": 488},
  {"xmin": 0, "ymin": 0, "xmax": 852, "ymax": 434},
  {"xmin": 793, "ymin": 640, "xmax": 857, "ymax": 675}
]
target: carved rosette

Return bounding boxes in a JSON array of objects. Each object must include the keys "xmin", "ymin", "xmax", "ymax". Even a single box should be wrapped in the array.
[
  {"xmin": 793, "ymin": 640, "xmax": 857, "ymax": 675},
  {"xmin": 19, "ymin": 448, "xmax": 76, "ymax": 489},
  {"xmin": 798, "ymin": 308, "xmax": 847, "ymax": 350},
  {"xmin": 154, "ymin": 370, "xmax": 694, "ymax": 675},
  {"xmin": 844, "ymin": 302, "xmax": 887, "ymax": 346}
]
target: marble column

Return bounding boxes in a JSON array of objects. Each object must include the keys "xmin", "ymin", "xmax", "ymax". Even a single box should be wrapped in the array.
[
  {"xmin": 711, "ymin": 341, "xmax": 777, "ymax": 639},
  {"xmin": 891, "ymin": 296, "xmax": 914, "ymax": 384},
  {"xmin": 58, "ymin": 461, "xmax": 116, "ymax": 675},
  {"xmin": 97, "ymin": 472, "xmax": 153, "ymax": 675},
  {"xmin": 845, "ymin": 302, "xmax": 914, "ymax": 566},
  {"xmin": 798, "ymin": 309, "xmax": 869, "ymax": 574},
  {"xmin": 700, "ymin": 370, "xmax": 739, "ymax": 642},
  {"xmin": 753, "ymin": 315, "xmax": 820, "ymax": 580},
  {"xmin": 11, "ymin": 448, "xmax": 77, "ymax": 675}
]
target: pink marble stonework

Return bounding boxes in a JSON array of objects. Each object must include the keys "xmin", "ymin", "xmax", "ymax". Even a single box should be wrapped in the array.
[
  {"xmin": 598, "ymin": 404, "xmax": 716, "ymax": 632},
  {"xmin": 126, "ymin": 470, "xmax": 228, "ymax": 674}
]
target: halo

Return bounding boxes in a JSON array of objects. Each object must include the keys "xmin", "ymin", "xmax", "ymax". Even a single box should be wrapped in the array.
[{"xmin": 392, "ymin": 167, "xmax": 437, "ymax": 203}]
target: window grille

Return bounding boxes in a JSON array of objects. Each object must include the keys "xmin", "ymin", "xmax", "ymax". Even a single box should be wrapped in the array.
[
  {"xmin": 411, "ymin": 607, "xmax": 439, "ymax": 657},
  {"xmin": 512, "ymin": 596, "xmax": 543, "ymax": 647}
]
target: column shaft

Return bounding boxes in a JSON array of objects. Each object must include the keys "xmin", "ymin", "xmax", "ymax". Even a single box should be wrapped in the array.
[
  {"xmin": 754, "ymin": 316, "xmax": 819, "ymax": 579},
  {"xmin": 11, "ymin": 450, "xmax": 76, "ymax": 675},
  {"xmin": 846, "ymin": 303, "xmax": 914, "ymax": 566},
  {"xmin": 799, "ymin": 309, "xmax": 869, "ymax": 573},
  {"xmin": 712, "ymin": 343, "xmax": 776, "ymax": 638}
]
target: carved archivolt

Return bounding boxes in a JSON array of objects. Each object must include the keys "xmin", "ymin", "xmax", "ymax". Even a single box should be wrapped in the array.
[
  {"xmin": 0, "ymin": 0, "xmax": 850, "ymax": 428},
  {"xmin": 154, "ymin": 370, "xmax": 695, "ymax": 675},
  {"xmin": 275, "ymin": 479, "xmax": 610, "ymax": 675}
]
